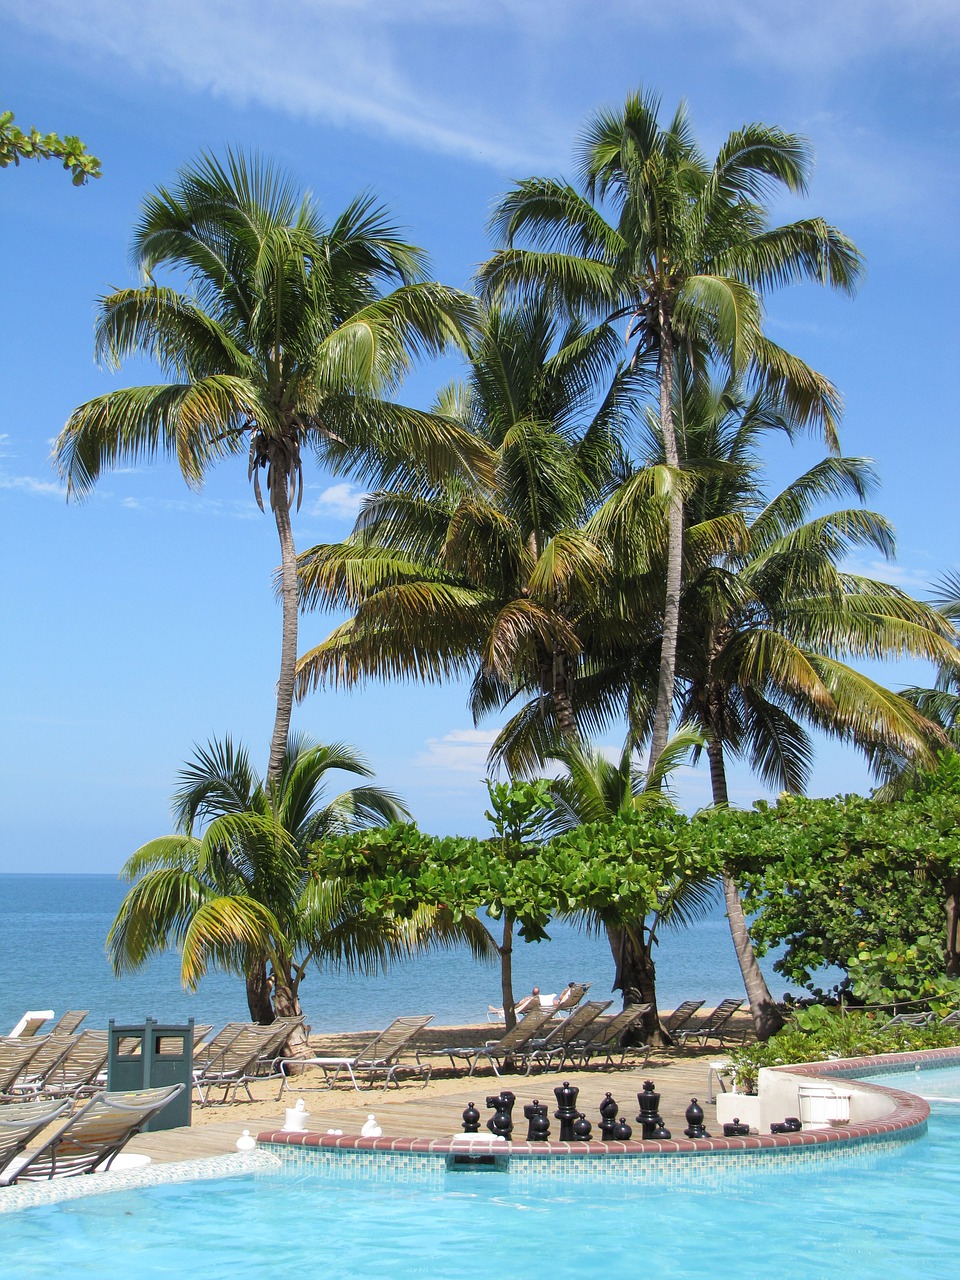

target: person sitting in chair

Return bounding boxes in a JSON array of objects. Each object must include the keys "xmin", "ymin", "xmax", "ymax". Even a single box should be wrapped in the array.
[{"xmin": 515, "ymin": 986, "xmax": 542, "ymax": 1014}]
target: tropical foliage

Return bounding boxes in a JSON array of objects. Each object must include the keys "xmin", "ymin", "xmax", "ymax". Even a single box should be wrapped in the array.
[
  {"xmin": 107, "ymin": 735, "xmax": 476, "ymax": 1046},
  {"xmin": 295, "ymin": 299, "xmax": 634, "ymax": 756},
  {"xmin": 480, "ymin": 85, "xmax": 863, "ymax": 773},
  {"xmin": 0, "ymin": 108, "xmax": 100, "ymax": 182},
  {"xmin": 55, "ymin": 152, "xmax": 482, "ymax": 781}
]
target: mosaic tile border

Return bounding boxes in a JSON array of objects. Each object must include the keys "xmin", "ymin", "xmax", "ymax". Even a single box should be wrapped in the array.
[
  {"xmin": 0, "ymin": 1150, "xmax": 281, "ymax": 1214},
  {"xmin": 263, "ymin": 1127, "xmax": 918, "ymax": 1187}
]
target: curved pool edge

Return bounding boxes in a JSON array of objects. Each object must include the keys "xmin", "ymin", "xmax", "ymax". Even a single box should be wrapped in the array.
[
  {"xmin": 0, "ymin": 1150, "xmax": 281, "ymax": 1215},
  {"xmin": 259, "ymin": 1046, "xmax": 960, "ymax": 1164}
]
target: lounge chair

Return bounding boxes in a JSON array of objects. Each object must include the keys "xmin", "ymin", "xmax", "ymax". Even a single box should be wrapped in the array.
[
  {"xmin": 279, "ymin": 1015, "xmax": 435, "ymax": 1095},
  {"xmin": 49, "ymin": 1011, "xmax": 88, "ymax": 1036},
  {"xmin": 513, "ymin": 1000, "xmax": 613, "ymax": 1074},
  {"xmin": 193, "ymin": 1026, "xmax": 281, "ymax": 1105},
  {"xmin": 193, "ymin": 1022, "xmax": 249, "ymax": 1072},
  {"xmin": 554, "ymin": 983, "xmax": 591, "ymax": 1016},
  {"xmin": 675, "ymin": 998, "xmax": 746, "ymax": 1047},
  {"xmin": 662, "ymin": 999, "xmax": 705, "ymax": 1038},
  {"xmin": 880, "ymin": 1011, "xmax": 933, "ymax": 1031},
  {"xmin": 0, "ymin": 1085, "xmax": 184, "ymax": 1184},
  {"xmin": 444, "ymin": 1007, "xmax": 556, "ymax": 1077},
  {"xmin": 7, "ymin": 1011, "xmax": 54, "ymax": 1038},
  {"xmin": 0, "ymin": 1098, "xmax": 71, "ymax": 1180},
  {"xmin": 939, "ymin": 1010, "xmax": 960, "ymax": 1027},
  {"xmin": 0, "ymin": 1039, "xmax": 47, "ymax": 1096},
  {"xmin": 0, "ymin": 1035, "xmax": 78, "ymax": 1099},
  {"xmin": 561, "ymin": 1003, "xmax": 652, "ymax": 1070},
  {"xmin": 253, "ymin": 1017, "xmax": 306, "ymax": 1076},
  {"xmin": 36, "ymin": 1030, "xmax": 110, "ymax": 1100}
]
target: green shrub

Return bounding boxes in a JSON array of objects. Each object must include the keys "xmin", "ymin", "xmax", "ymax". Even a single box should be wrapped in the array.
[{"xmin": 724, "ymin": 1011, "xmax": 960, "ymax": 1094}]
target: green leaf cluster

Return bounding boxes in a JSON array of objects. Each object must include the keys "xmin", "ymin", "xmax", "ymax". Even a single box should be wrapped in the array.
[{"xmin": 0, "ymin": 110, "xmax": 101, "ymax": 184}]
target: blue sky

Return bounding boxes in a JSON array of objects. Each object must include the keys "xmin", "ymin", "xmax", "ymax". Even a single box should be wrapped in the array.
[{"xmin": 1, "ymin": 1, "xmax": 958, "ymax": 872}]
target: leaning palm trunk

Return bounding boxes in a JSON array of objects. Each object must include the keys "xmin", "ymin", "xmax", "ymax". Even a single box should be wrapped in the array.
[
  {"xmin": 708, "ymin": 736, "xmax": 784, "ymax": 1039},
  {"xmin": 499, "ymin": 912, "xmax": 519, "ymax": 1031}
]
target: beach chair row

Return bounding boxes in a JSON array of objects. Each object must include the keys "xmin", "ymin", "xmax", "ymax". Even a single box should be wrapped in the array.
[
  {"xmin": 0, "ymin": 1017, "xmax": 305, "ymax": 1108},
  {"xmin": 0, "ymin": 1085, "xmax": 184, "ymax": 1187}
]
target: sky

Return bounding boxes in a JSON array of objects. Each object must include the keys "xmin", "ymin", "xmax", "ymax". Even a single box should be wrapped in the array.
[{"xmin": 1, "ymin": 1, "xmax": 958, "ymax": 873}]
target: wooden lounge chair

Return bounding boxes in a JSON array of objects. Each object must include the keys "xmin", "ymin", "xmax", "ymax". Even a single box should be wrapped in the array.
[
  {"xmin": 561, "ymin": 1003, "xmax": 652, "ymax": 1070},
  {"xmin": 662, "ymin": 999, "xmax": 705, "ymax": 1038},
  {"xmin": 0, "ymin": 1098, "xmax": 71, "ymax": 1181},
  {"xmin": 37, "ymin": 1030, "xmax": 110, "ymax": 1100},
  {"xmin": 0, "ymin": 1085, "xmax": 184, "ymax": 1184},
  {"xmin": 514, "ymin": 1000, "xmax": 613, "ymax": 1074},
  {"xmin": 0, "ymin": 1039, "xmax": 47, "ymax": 1096},
  {"xmin": 675, "ymin": 999, "xmax": 746, "ymax": 1047},
  {"xmin": 279, "ymin": 1015, "xmax": 435, "ymax": 1095},
  {"xmin": 0, "ymin": 1035, "xmax": 78, "ymax": 1099},
  {"xmin": 193, "ymin": 1026, "xmax": 280, "ymax": 1105},
  {"xmin": 49, "ymin": 1011, "xmax": 88, "ymax": 1035},
  {"xmin": 444, "ymin": 1007, "xmax": 556, "ymax": 1077}
]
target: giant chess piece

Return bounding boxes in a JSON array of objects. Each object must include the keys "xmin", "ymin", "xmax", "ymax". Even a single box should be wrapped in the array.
[
  {"xmin": 485, "ymin": 1090, "xmax": 516, "ymax": 1139},
  {"xmin": 461, "ymin": 1102, "xmax": 480, "ymax": 1133},
  {"xmin": 553, "ymin": 1080, "xmax": 580, "ymax": 1142},
  {"xmin": 599, "ymin": 1092, "xmax": 619, "ymax": 1141},
  {"xmin": 636, "ymin": 1079, "xmax": 671, "ymax": 1140},
  {"xmin": 684, "ymin": 1097, "xmax": 708, "ymax": 1139},
  {"xmin": 523, "ymin": 1099, "xmax": 550, "ymax": 1142}
]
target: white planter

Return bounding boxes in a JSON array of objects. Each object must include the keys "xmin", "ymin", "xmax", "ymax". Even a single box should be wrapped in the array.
[{"xmin": 797, "ymin": 1085, "xmax": 852, "ymax": 1130}]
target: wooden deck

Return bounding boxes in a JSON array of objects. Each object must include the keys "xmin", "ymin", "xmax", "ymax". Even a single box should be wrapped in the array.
[{"xmin": 125, "ymin": 1029, "xmax": 739, "ymax": 1162}]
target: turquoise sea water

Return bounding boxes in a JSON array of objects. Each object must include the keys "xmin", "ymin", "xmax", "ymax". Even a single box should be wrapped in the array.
[{"xmin": 0, "ymin": 874, "xmax": 813, "ymax": 1034}]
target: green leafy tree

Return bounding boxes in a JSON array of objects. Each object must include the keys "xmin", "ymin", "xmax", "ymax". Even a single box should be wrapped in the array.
[
  {"xmin": 54, "ymin": 152, "xmax": 481, "ymax": 782},
  {"xmin": 709, "ymin": 762, "xmax": 960, "ymax": 1005},
  {"xmin": 480, "ymin": 86, "xmax": 862, "ymax": 777},
  {"xmin": 0, "ymin": 109, "xmax": 100, "ymax": 183},
  {"xmin": 107, "ymin": 734, "xmax": 458, "ymax": 1051}
]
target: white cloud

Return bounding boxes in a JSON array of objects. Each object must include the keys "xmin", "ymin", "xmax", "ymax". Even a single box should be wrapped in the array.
[
  {"xmin": 415, "ymin": 727, "xmax": 498, "ymax": 775},
  {"xmin": 310, "ymin": 482, "xmax": 367, "ymax": 521},
  {"xmin": 0, "ymin": 473, "xmax": 65, "ymax": 497}
]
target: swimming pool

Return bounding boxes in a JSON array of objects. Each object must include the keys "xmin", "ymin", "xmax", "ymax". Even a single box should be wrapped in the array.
[{"xmin": 1, "ymin": 1080, "xmax": 958, "ymax": 1280}]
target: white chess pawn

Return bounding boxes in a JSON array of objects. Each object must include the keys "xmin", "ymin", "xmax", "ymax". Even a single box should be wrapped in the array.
[
  {"xmin": 360, "ymin": 1113, "xmax": 382, "ymax": 1138},
  {"xmin": 236, "ymin": 1130, "xmax": 256, "ymax": 1151}
]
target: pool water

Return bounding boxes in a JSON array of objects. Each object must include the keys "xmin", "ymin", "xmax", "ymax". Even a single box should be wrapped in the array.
[{"xmin": 3, "ymin": 1077, "xmax": 959, "ymax": 1279}]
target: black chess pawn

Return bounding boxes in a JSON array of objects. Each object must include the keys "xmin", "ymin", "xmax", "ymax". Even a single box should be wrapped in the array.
[
  {"xmin": 530, "ymin": 1103, "xmax": 551, "ymax": 1142},
  {"xmin": 612, "ymin": 1115, "xmax": 633, "ymax": 1141},
  {"xmin": 462, "ymin": 1102, "xmax": 480, "ymax": 1133},
  {"xmin": 573, "ymin": 1112, "xmax": 593, "ymax": 1141},
  {"xmin": 523, "ymin": 1100, "xmax": 548, "ymax": 1142}
]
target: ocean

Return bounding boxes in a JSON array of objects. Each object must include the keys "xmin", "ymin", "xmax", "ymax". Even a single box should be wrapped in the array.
[{"xmin": 0, "ymin": 874, "xmax": 810, "ymax": 1034}]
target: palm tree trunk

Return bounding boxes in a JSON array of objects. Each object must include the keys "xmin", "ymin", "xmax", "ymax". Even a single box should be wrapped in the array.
[
  {"xmin": 607, "ymin": 922, "xmax": 668, "ymax": 1047},
  {"xmin": 271, "ymin": 962, "xmax": 312, "ymax": 1059},
  {"xmin": 552, "ymin": 652, "xmax": 578, "ymax": 739},
  {"xmin": 268, "ymin": 476, "xmax": 299, "ymax": 783},
  {"xmin": 647, "ymin": 318, "xmax": 683, "ymax": 776},
  {"xmin": 707, "ymin": 734, "xmax": 784, "ymax": 1039},
  {"xmin": 245, "ymin": 959, "xmax": 275, "ymax": 1024},
  {"xmin": 945, "ymin": 875, "xmax": 960, "ymax": 977}
]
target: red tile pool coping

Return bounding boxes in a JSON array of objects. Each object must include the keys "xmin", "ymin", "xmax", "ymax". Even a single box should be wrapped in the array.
[{"xmin": 258, "ymin": 1046, "xmax": 958, "ymax": 1159}]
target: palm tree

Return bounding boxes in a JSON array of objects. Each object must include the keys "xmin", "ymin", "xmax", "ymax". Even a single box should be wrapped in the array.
[
  {"xmin": 480, "ymin": 87, "xmax": 863, "ymax": 776},
  {"xmin": 544, "ymin": 727, "xmax": 715, "ymax": 1044},
  {"xmin": 53, "ymin": 152, "xmax": 482, "ymax": 782},
  {"xmin": 107, "ymin": 734, "xmax": 475, "ymax": 1050},
  {"xmin": 597, "ymin": 377, "xmax": 958, "ymax": 1034},
  {"xmin": 295, "ymin": 300, "xmax": 636, "ymax": 747}
]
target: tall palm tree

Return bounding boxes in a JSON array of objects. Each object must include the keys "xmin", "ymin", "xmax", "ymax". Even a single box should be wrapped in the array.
[
  {"xmin": 480, "ymin": 87, "xmax": 863, "ymax": 776},
  {"xmin": 53, "ymin": 152, "xmax": 482, "ymax": 782},
  {"xmin": 107, "ymin": 734, "xmax": 476, "ymax": 1048},
  {"xmin": 598, "ymin": 377, "xmax": 958, "ymax": 1034},
  {"xmin": 295, "ymin": 300, "xmax": 637, "ymax": 746}
]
